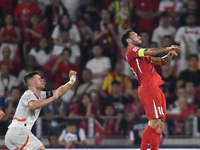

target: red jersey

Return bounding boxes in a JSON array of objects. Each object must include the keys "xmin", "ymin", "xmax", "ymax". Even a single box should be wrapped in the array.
[
  {"xmin": 24, "ymin": 23, "xmax": 47, "ymax": 48},
  {"xmin": 2, "ymin": 26, "xmax": 17, "ymax": 44},
  {"xmin": 125, "ymin": 46, "xmax": 164, "ymax": 92},
  {"xmin": 14, "ymin": 2, "xmax": 41, "ymax": 29}
]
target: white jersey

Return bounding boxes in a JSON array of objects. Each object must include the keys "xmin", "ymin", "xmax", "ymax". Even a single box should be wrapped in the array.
[{"xmin": 8, "ymin": 90, "xmax": 53, "ymax": 131}]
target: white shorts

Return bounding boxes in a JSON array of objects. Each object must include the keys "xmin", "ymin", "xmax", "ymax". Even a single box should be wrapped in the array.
[{"xmin": 5, "ymin": 127, "xmax": 43, "ymax": 150}]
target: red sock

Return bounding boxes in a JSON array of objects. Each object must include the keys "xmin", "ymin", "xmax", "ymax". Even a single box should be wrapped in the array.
[
  {"xmin": 140, "ymin": 125, "xmax": 156, "ymax": 150},
  {"xmin": 150, "ymin": 132, "xmax": 161, "ymax": 150}
]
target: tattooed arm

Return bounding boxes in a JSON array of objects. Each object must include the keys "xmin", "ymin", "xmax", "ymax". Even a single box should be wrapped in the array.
[{"xmin": 143, "ymin": 45, "xmax": 182, "ymax": 57}]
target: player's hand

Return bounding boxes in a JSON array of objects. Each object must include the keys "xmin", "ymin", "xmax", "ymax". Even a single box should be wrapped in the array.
[
  {"xmin": 168, "ymin": 45, "xmax": 182, "ymax": 53},
  {"xmin": 169, "ymin": 50, "xmax": 178, "ymax": 56},
  {"xmin": 0, "ymin": 110, "xmax": 5, "ymax": 120},
  {"xmin": 69, "ymin": 70, "xmax": 77, "ymax": 80},
  {"xmin": 53, "ymin": 86, "xmax": 64, "ymax": 99}
]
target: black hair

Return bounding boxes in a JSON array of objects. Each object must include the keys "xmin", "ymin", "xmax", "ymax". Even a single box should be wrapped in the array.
[
  {"xmin": 160, "ymin": 12, "xmax": 170, "ymax": 18},
  {"xmin": 61, "ymin": 47, "xmax": 72, "ymax": 56},
  {"xmin": 111, "ymin": 80, "xmax": 121, "ymax": 86},
  {"xmin": 150, "ymin": 42, "xmax": 158, "ymax": 47},
  {"xmin": 188, "ymin": 54, "xmax": 198, "ymax": 60},
  {"xmin": 185, "ymin": 13, "xmax": 197, "ymax": 19},
  {"xmin": 183, "ymin": 80, "xmax": 195, "ymax": 87},
  {"xmin": 35, "ymin": 37, "xmax": 50, "ymax": 54},
  {"xmin": 59, "ymin": 14, "xmax": 72, "ymax": 31},
  {"xmin": 120, "ymin": 29, "xmax": 134, "ymax": 48},
  {"xmin": 10, "ymin": 86, "xmax": 20, "ymax": 93},
  {"xmin": 3, "ymin": 13, "xmax": 15, "ymax": 26},
  {"xmin": 23, "ymin": 71, "xmax": 39, "ymax": 87},
  {"xmin": 83, "ymin": 68, "xmax": 92, "ymax": 75},
  {"xmin": 77, "ymin": 93, "xmax": 92, "ymax": 115},
  {"xmin": 66, "ymin": 121, "xmax": 78, "ymax": 127},
  {"xmin": 162, "ymin": 35, "xmax": 173, "ymax": 41}
]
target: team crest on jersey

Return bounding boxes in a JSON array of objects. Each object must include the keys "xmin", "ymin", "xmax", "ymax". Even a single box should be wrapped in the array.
[{"xmin": 132, "ymin": 47, "xmax": 139, "ymax": 52}]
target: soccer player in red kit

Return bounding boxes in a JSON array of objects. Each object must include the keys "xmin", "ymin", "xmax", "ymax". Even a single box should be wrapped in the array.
[{"xmin": 120, "ymin": 29, "xmax": 182, "ymax": 150}]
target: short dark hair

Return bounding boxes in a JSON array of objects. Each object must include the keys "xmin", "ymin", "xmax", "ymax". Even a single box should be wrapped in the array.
[
  {"xmin": 67, "ymin": 121, "xmax": 78, "ymax": 127},
  {"xmin": 120, "ymin": 29, "xmax": 134, "ymax": 48},
  {"xmin": 10, "ymin": 86, "xmax": 20, "ymax": 93},
  {"xmin": 188, "ymin": 54, "xmax": 198, "ymax": 60},
  {"xmin": 111, "ymin": 80, "xmax": 121, "ymax": 86},
  {"xmin": 160, "ymin": 12, "xmax": 170, "ymax": 18},
  {"xmin": 23, "ymin": 71, "xmax": 39, "ymax": 87},
  {"xmin": 62, "ymin": 47, "xmax": 72, "ymax": 56}
]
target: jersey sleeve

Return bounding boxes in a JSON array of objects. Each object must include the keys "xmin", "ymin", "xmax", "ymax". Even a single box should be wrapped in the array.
[
  {"xmin": 58, "ymin": 129, "xmax": 66, "ymax": 142},
  {"xmin": 79, "ymin": 128, "xmax": 86, "ymax": 141},
  {"xmin": 22, "ymin": 92, "xmax": 37, "ymax": 106},
  {"xmin": 125, "ymin": 46, "xmax": 144, "ymax": 63}
]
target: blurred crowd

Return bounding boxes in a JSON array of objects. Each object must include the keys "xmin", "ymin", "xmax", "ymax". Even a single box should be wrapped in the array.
[{"xmin": 0, "ymin": 0, "xmax": 200, "ymax": 148}]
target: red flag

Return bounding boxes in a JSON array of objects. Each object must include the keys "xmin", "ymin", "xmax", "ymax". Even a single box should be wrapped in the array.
[{"xmin": 94, "ymin": 120, "xmax": 104, "ymax": 145}]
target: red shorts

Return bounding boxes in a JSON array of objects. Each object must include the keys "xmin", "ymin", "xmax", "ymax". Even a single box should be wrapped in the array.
[{"xmin": 138, "ymin": 87, "xmax": 166, "ymax": 122}]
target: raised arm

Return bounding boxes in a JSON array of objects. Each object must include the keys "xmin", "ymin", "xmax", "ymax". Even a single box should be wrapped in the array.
[
  {"xmin": 143, "ymin": 45, "xmax": 182, "ymax": 57},
  {"xmin": 29, "ymin": 71, "xmax": 77, "ymax": 110}
]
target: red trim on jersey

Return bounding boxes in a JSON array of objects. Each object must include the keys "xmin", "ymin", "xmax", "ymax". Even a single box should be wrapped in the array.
[
  {"xmin": 20, "ymin": 135, "xmax": 29, "ymax": 150},
  {"xmin": 14, "ymin": 148, "xmax": 19, "ymax": 150},
  {"xmin": 13, "ymin": 117, "xmax": 26, "ymax": 122}
]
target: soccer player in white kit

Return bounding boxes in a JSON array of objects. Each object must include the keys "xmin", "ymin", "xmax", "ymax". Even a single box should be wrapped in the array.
[{"xmin": 5, "ymin": 70, "xmax": 77, "ymax": 150}]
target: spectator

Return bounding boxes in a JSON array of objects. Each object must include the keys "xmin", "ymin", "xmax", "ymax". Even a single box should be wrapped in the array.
[
  {"xmin": 180, "ymin": 0, "xmax": 200, "ymax": 26},
  {"xmin": 51, "ymin": 48, "xmax": 78, "ymax": 89},
  {"xmin": 23, "ymin": 14, "xmax": 47, "ymax": 58},
  {"xmin": 175, "ymin": 13, "xmax": 200, "ymax": 75},
  {"xmin": 168, "ymin": 86, "xmax": 186, "ymax": 111},
  {"xmin": 2, "ymin": 86, "xmax": 21, "ymax": 122},
  {"xmin": 14, "ymin": 0, "xmax": 41, "ymax": 30},
  {"xmin": 44, "ymin": 0, "xmax": 68, "ymax": 34},
  {"xmin": 129, "ymin": 113, "xmax": 148, "ymax": 145},
  {"xmin": 93, "ymin": 8, "xmax": 118, "ymax": 66},
  {"xmin": 0, "ymin": 13, "xmax": 21, "ymax": 61},
  {"xmin": 184, "ymin": 81, "xmax": 199, "ymax": 106},
  {"xmin": 197, "ymin": 39, "xmax": 200, "ymax": 70},
  {"xmin": 61, "ymin": 0, "xmax": 85, "ymax": 22},
  {"xmin": 109, "ymin": 0, "xmax": 136, "ymax": 35},
  {"xmin": 0, "ymin": 46, "xmax": 22, "ymax": 76},
  {"xmin": 52, "ymin": 30, "xmax": 81, "ymax": 66},
  {"xmin": 86, "ymin": 44, "xmax": 111, "ymax": 86},
  {"xmin": 158, "ymin": 0, "xmax": 183, "ymax": 26},
  {"xmin": 101, "ymin": 61, "xmax": 129, "ymax": 98},
  {"xmin": 44, "ymin": 97, "xmax": 69, "ymax": 136},
  {"xmin": 102, "ymin": 104, "xmax": 117, "ymax": 136},
  {"xmin": 76, "ymin": 69, "xmax": 100, "ymax": 97},
  {"xmin": 103, "ymin": 80, "xmax": 131, "ymax": 134},
  {"xmin": 152, "ymin": 12, "xmax": 176, "ymax": 47},
  {"xmin": 0, "ymin": 86, "xmax": 21, "ymax": 135},
  {"xmin": 135, "ymin": 0, "xmax": 159, "ymax": 33},
  {"xmin": 51, "ymin": 14, "xmax": 81, "ymax": 47},
  {"xmin": 29, "ymin": 37, "xmax": 52, "ymax": 65},
  {"xmin": 48, "ymin": 133, "xmax": 59, "ymax": 147},
  {"xmin": 149, "ymin": 42, "xmax": 158, "ymax": 48},
  {"xmin": 177, "ymin": 54, "xmax": 200, "ymax": 88},
  {"xmin": 0, "ymin": 63, "xmax": 19, "ymax": 98},
  {"xmin": 139, "ymin": 31, "xmax": 151, "ymax": 48},
  {"xmin": 160, "ymin": 63, "xmax": 177, "ymax": 106},
  {"xmin": 18, "ymin": 55, "xmax": 38, "ymax": 84},
  {"xmin": 166, "ymin": 96, "xmax": 195, "ymax": 135},
  {"xmin": 69, "ymin": 93, "xmax": 96, "ymax": 118},
  {"xmin": 125, "ymin": 81, "xmax": 145, "ymax": 134},
  {"xmin": 79, "ymin": 0, "xmax": 101, "ymax": 29},
  {"xmin": 37, "ymin": 0, "xmax": 54, "ymax": 15},
  {"xmin": 89, "ymin": 90, "xmax": 102, "ymax": 116},
  {"xmin": 77, "ymin": 16, "xmax": 93, "ymax": 65},
  {"xmin": 58, "ymin": 121, "xmax": 86, "ymax": 148}
]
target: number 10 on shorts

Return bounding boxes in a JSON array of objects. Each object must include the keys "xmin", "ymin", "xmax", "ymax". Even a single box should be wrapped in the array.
[{"xmin": 158, "ymin": 107, "xmax": 164, "ymax": 115}]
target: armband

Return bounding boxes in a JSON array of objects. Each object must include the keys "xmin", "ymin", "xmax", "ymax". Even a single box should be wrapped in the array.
[{"xmin": 138, "ymin": 48, "xmax": 146, "ymax": 57}]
